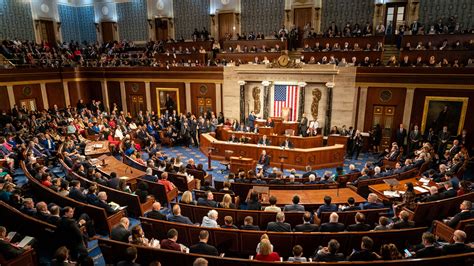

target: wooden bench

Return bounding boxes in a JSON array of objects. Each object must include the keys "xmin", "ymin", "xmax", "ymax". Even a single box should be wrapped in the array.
[
  {"xmin": 404, "ymin": 192, "xmax": 474, "ymax": 227},
  {"xmin": 98, "ymin": 237, "xmax": 474, "ymax": 266},
  {"xmin": 194, "ymin": 190, "xmax": 240, "ymax": 207},
  {"xmin": 303, "ymin": 36, "xmax": 385, "ymax": 50},
  {"xmin": 21, "ymin": 161, "xmax": 124, "ymax": 234},
  {"xmin": 401, "ymin": 33, "xmax": 474, "ymax": 50},
  {"xmin": 222, "ymin": 39, "xmax": 288, "ymax": 51},
  {"xmin": 216, "ymin": 52, "xmax": 281, "ymax": 64},
  {"xmin": 139, "ymin": 217, "xmax": 427, "ymax": 258},
  {"xmin": 433, "ymin": 218, "xmax": 474, "ymax": 243},
  {"xmin": 399, "ymin": 50, "xmax": 474, "ymax": 65},
  {"xmin": 138, "ymin": 178, "xmax": 178, "ymax": 206},
  {"xmin": 302, "ymin": 51, "xmax": 383, "ymax": 63},
  {"xmin": 319, "ymin": 208, "xmax": 390, "ymax": 227},
  {"xmin": 0, "ymin": 248, "xmax": 37, "ymax": 266}
]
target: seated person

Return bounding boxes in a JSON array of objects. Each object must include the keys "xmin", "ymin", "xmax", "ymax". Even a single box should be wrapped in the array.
[
  {"xmin": 316, "ymin": 196, "xmax": 338, "ymax": 217},
  {"xmin": 246, "ymin": 191, "xmax": 262, "ymax": 210},
  {"xmin": 320, "ymin": 212, "xmax": 345, "ymax": 232},
  {"xmin": 218, "ymin": 194, "xmax": 235, "ymax": 209},
  {"xmin": 197, "ymin": 191, "xmax": 218, "ymax": 207},
  {"xmin": 201, "ymin": 210, "xmax": 219, "ymax": 228},
  {"xmin": 305, "ymin": 174, "xmax": 318, "ymax": 184},
  {"xmin": 339, "ymin": 197, "xmax": 361, "ymax": 211},
  {"xmin": 111, "ymin": 218, "xmax": 131, "ymax": 243},
  {"xmin": 189, "ymin": 230, "xmax": 219, "ymax": 256},
  {"xmin": 240, "ymin": 216, "xmax": 260, "ymax": 230},
  {"xmin": 221, "ymin": 216, "xmax": 238, "ymax": 229},
  {"xmin": 442, "ymin": 230, "xmax": 473, "ymax": 255},
  {"xmin": 161, "ymin": 228, "xmax": 187, "ymax": 252},
  {"xmin": 264, "ymin": 196, "xmax": 281, "ymax": 212},
  {"xmin": 360, "ymin": 193, "xmax": 385, "ymax": 209},
  {"xmin": 283, "ymin": 195, "xmax": 305, "ymax": 212},
  {"xmin": 445, "ymin": 200, "xmax": 473, "ymax": 228},
  {"xmin": 228, "ymin": 133, "xmax": 239, "ymax": 142},
  {"xmin": 412, "ymin": 232, "xmax": 443, "ymax": 258},
  {"xmin": 348, "ymin": 236, "xmax": 379, "ymax": 261},
  {"xmin": 266, "ymin": 212, "xmax": 291, "ymax": 232},
  {"xmin": 286, "ymin": 175, "xmax": 300, "ymax": 185},
  {"xmin": 257, "ymin": 150, "xmax": 270, "ymax": 171},
  {"xmin": 258, "ymin": 135, "xmax": 271, "ymax": 146},
  {"xmin": 92, "ymin": 191, "xmax": 118, "ymax": 214},
  {"xmin": 420, "ymin": 186, "xmax": 443, "ymax": 202},
  {"xmin": 374, "ymin": 216, "xmax": 390, "ymax": 230},
  {"xmin": 157, "ymin": 172, "xmax": 176, "ymax": 193},
  {"xmin": 313, "ymin": 239, "xmax": 345, "ymax": 262},
  {"xmin": 288, "ymin": 245, "xmax": 307, "ymax": 262},
  {"xmin": 294, "ymin": 212, "xmax": 319, "ymax": 232},
  {"xmin": 280, "ymin": 137, "xmax": 294, "ymax": 149},
  {"xmin": 167, "ymin": 205, "xmax": 193, "ymax": 225},
  {"xmin": 389, "ymin": 210, "xmax": 415, "ymax": 229},
  {"xmin": 0, "ymin": 226, "xmax": 31, "ymax": 260},
  {"xmin": 347, "ymin": 212, "xmax": 371, "ymax": 231},
  {"xmin": 255, "ymin": 238, "xmax": 280, "ymax": 262},
  {"xmin": 145, "ymin": 202, "xmax": 167, "ymax": 220}
]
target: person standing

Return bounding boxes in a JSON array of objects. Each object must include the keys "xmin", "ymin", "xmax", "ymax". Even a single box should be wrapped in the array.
[{"xmin": 299, "ymin": 113, "xmax": 308, "ymax": 137}]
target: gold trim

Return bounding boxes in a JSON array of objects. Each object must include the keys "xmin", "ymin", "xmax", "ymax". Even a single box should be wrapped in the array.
[
  {"xmin": 356, "ymin": 82, "xmax": 474, "ymax": 90},
  {"xmin": 156, "ymin": 88, "xmax": 180, "ymax": 116},
  {"xmin": 421, "ymin": 96, "xmax": 469, "ymax": 135},
  {"xmin": 0, "ymin": 78, "xmax": 223, "ymax": 86}
]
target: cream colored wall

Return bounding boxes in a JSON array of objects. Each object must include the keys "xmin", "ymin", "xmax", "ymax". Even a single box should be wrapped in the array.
[{"xmin": 222, "ymin": 64, "xmax": 358, "ymax": 131}]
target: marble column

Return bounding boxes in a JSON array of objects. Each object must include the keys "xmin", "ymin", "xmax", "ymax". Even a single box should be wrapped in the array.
[
  {"xmin": 120, "ymin": 81, "xmax": 127, "ymax": 114},
  {"xmin": 297, "ymin": 82, "xmax": 307, "ymax": 120},
  {"xmin": 357, "ymin": 86, "xmax": 368, "ymax": 131},
  {"xmin": 403, "ymin": 87, "xmax": 416, "ymax": 128},
  {"xmin": 145, "ymin": 82, "xmax": 152, "ymax": 112},
  {"xmin": 185, "ymin": 82, "xmax": 192, "ymax": 113},
  {"xmin": 6, "ymin": 85, "xmax": 15, "ymax": 109},
  {"xmin": 62, "ymin": 81, "xmax": 70, "ymax": 107},
  {"xmin": 324, "ymin": 82, "xmax": 335, "ymax": 136},
  {"xmin": 238, "ymin": 81, "xmax": 246, "ymax": 123},
  {"xmin": 262, "ymin": 81, "xmax": 271, "ymax": 119},
  {"xmin": 215, "ymin": 83, "xmax": 222, "ymax": 114},
  {"xmin": 40, "ymin": 83, "xmax": 49, "ymax": 110},
  {"xmin": 101, "ymin": 80, "xmax": 110, "ymax": 113}
]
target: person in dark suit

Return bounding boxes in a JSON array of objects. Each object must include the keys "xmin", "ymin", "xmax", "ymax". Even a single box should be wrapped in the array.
[
  {"xmin": 348, "ymin": 236, "xmax": 379, "ymax": 261},
  {"xmin": 346, "ymin": 212, "xmax": 371, "ymax": 231},
  {"xmin": 246, "ymin": 191, "xmax": 262, "ymax": 211},
  {"xmin": 257, "ymin": 135, "xmax": 271, "ymax": 146},
  {"xmin": 294, "ymin": 212, "xmax": 318, "ymax": 232},
  {"xmin": 421, "ymin": 186, "xmax": 444, "ymax": 202},
  {"xmin": 413, "ymin": 233, "xmax": 443, "ymax": 258},
  {"xmin": 312, "ymin": 239, "xmax": 346, "ymax": 262},
  {"xmin": 446, "ymin": 200, "xmax": 474, "ymax": 228},
  {"xmin": 240, "ymin": 216, "xmax": 260, "ymax": 230},
  {"xmin": 316, "ymin": 196, "xmax": 338, "ymax": 217},
  {"xmin": 360, "ymin": 193, "xmax": 385, "ymax": 210},
  {"xmin": 449, "ymin": 139, "xmax": 461, "ymax": 157},
  {"xmin": 351, "ymin": 169, "xmax": 371, "ymax": 185},
  {"xmin": 302, "ymin": 165, "xmax": 317, "ymax": 178},
  {"xmin": 116, "ymin": 246, "xmax": 140, "ymax": 266},
  {"xmin": 111, "ymin": 217, "xmax": 130, "ymax": 243},
  {"xmin": 265, "ymin": 117, "xmax": 275, "ymax": 127},
  {"xmin": 280, "ymin": 137, "xmax": 294, "ymax": 149},
  {"xmin": 167, "ymin": 204, "xmax": 194, "ymax": 225},
  {"xmin": 257, "ymin": 150, "xmax": 270, "ymax": 171},
  {"xmin": 266, "ymin": 212, "xmax": 291, "ymax": 232},
  {"xmin": 107, "ymin": 172, "xmax": 120, "ymax": 189},
  {"xmin": 283, "ymin": 195, "xmax": 305, "ymax": 212},
  {"xmin": 68, "ymin": 180, "xmax": 87, "ymax": 203},
  {"xmin": 55, "ymin": 207, "xmax": 87, "ymax": 260},
  {"xmin": 197, "ymin": 191, "xmax": 218, "ymax": 207},
  {"xmin": 437, "ymin": 126, "xmax": 450, "ymax": 155},
  {"xmin": 145, "ymin": 202, "xmax": 167, "ymax": 220},
  {"xmin": 396, "ymin": 124, "xmax": 407, "ymax": 149},
  {"xmin": 440, "ymin": 182, "xmax": 458, "ymax": 199},
  {"xmin": 93, "ymin": 192, "xmax": 117, "ymax": 214},
  {"xmin": 248, "ymin": 111, "xmax": 256, "ymax": 131},
  {"xmin": 0, "ymin": 226, "xmax": 30, "ymax": 260},
  {"xmin": 299, "ymin": 113, "xmax": 308, "ymax": 137},
  {"xmin": 389, "ymin": 210, "xmax": 415, "ymax": 229},
  {"xmin": 339, "ymin": 197, "xmax": 361, "ymax": 211},
  {"xmin": 442, "ymin": 230, "xmax": 473, "ymax": 255},
  {"xmin": 320, "ymin": 212, "xmax": 345, "ymax": 232},
  {"xmin": 142, "ymin": 168, "xmax": 158, "ymax": 182},
  {"xmin": 228, "ymin": 133, "xmax": 239, "ymax": 143},
  {"xmin": 189, "ymin": 230, "xmax": 219, "ymax": 256}
]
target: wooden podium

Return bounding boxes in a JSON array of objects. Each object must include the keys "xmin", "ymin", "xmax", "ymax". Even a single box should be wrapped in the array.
[{"xmin": 230, "ymin": 156, "xmax": 256, "ymax": 174}]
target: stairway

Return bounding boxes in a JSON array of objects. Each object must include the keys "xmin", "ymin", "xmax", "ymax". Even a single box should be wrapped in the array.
[{"xmin": 382, "ymin": 45, "xmax": 400, "ymax": 64}]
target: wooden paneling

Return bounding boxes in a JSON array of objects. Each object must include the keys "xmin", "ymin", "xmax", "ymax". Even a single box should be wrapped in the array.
[
  {"xmin": 46, "ymin": 83, "xmax": 65, "ymax": 108},
  {"xmin": 218, "ymin": 13, "xmax": 234, "ymax": 41},
  {"xmin": 364, "ymin": 87, "xmax": 406, "ymax": 143},
  {"xmin": 107, "ymin": 81, "xmax": 122, "ymax": 112},
  {"xmin": 0, "ymin": 86, "xmax": 10, "ymax": 113},
  {"xmin": 155, "ymin": 18, "xmax": 168, "ymax": 41},
  {"xmin": 150, "ymin": 82, "xmax": 186, "ymax": 114},
  {"xmin": 293, "ymin": 8, "xmax": 312, "ymax": 46},
  {"xmin": 102, "ymin": 22, "xmax": 115, "ymax": 42},
  {"xmin": 124, "ymin": 82, "xmax": 146, "ymax": 114},
  {"xmin": 67, "ymin": 81, "xmax": 102, "ymax": 108},
  {"xmin": 13, "ymin": 83, "xmax": 44, "ymax": 110},
  {"xmin": 190, "ymin": 82, "xmax": 216, "ymax": 116},
  {"xmin": 410, "ymin": 88, "xmax": 474, "ymax": 136}
]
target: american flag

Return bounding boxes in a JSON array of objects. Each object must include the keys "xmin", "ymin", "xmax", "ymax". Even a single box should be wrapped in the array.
[{"xmin": 273, "ymin": 85, "xmax": 299, "ymax": 121}]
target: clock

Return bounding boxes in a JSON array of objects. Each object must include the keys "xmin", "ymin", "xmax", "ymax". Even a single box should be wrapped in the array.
[{"xmin": 277, "ymin": 55, "xmax": 290, "ymax": 67}]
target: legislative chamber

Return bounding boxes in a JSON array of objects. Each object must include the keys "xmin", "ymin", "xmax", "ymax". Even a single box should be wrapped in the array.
[{"xmin": 0, "ymin": 0, "xmax": 473, "ymax": 266}]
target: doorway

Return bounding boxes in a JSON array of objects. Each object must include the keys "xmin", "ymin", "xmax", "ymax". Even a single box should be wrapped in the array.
[
  {"xmin": 130, "ymin": 95, "xmax": 145, "ymax": 117},
  {"xmin": 197, "ymin": 97, "xmax": 213, "ymax": 117},
  {"xmin": 293, "ymin": 8, "xmax": 312, "ymax": 47},
  {"xmin": 38, "ymin": 20, "xmax": 56, "ymax": 44},
  {"xmin": 218, "ymin": 13, "xmax": 234, "ymax": 41},
  {"xmin": 101, "ymin": 22, "xmax": 115, "ymax": 42},
  {"xmin": 384, "ymin": 3, "xmax": 406, "ymax": 43},
  {"xmin": 155, "ymin": 19, "xmax": 169, "ymax": 41},
  {"xmin": 19, "ymin": 99, "xmax": 37, "ymax": 112},
  {"xmin": 372, "ymin": 105, "xmax": 395, "ymax": 150}
]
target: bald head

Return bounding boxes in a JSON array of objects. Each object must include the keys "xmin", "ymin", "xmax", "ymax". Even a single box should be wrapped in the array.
[
  {"xmin": 152, "ymin": 202, "xmax": 161, "ymax": 211},
  {"xmin": 329, "ymin": 212, "xmax": 339, "ymax": 223},
  {"xmin": 453, "ymin": 230, "xmax": 467, "ymax": 243}
]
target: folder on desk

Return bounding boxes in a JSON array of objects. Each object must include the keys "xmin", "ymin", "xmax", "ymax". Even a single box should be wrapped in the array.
[{"xmin": 383, "ymin": 179, "xmax": 400, "ymax": 187}]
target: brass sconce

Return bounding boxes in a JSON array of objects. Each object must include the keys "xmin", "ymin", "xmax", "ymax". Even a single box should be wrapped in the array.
[
  {"xmin": 113, "ymin": 23, "xmax": 118, "ymax": 31},
  {"xmin": 314, "ymin": 7, "xmax": 320, "ymax": 20},
  {"xmin": 147, "ymin": 19, "xmax": 153, "ymax": 29},
  {"xmin": 34, "ymin": 19, "xmax": 40, "ymax": 29},
  {"xmin": 94, "ymin": 22, "xmax": 100, "ymax": 32},
  {"xmin": 285, "ymin": 9, "xmax": 291, "ymax": 21},
  {"xmin": 56, "ymin": 21, "xmax": 61, "ymax": 31},
  {"xmin": 235, "ymin": 13, "xmax": 240, "ymax": 25},
  {"xmin": 210, "ymin": 14, "xmax": 215, "ymax": 26},
  {"xmin": 168, "ymin": 17, "xmax": 173, "ymax": 28}
]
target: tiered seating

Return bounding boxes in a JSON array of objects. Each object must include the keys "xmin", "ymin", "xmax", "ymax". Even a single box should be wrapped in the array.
[
  {"xmin": 163, "ymin": 41, "xmax": 213, "ymax": 51},
  {"xmin": 153, "ymin": 53, "xmax": 207, "ymax": 65},
  {"xmin": 0, "ymin": 248, "xmax": 37, "ymax": 266},
  {"xmin": 98, "ymin": 237, "xmax": 474, "ymax": 266},
  {"xmin": 216, "ymin": 52, "xmax": 281, "ymax": 64},
  {"xmin": 139, "ymin": 217, "xmax": 427, "ymax": 258},
  {"xmin": 222, "ymin": 39, "xmax": 288, "ymax": 51},
  {"xmin": 433, "ymin": 218, "xmax": 474, "ymax": 243}
]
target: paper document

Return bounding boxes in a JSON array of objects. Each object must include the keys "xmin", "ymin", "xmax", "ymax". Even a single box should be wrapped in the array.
[
  {"xmin": 414, "ymin": 186, "xmax": 429, "ymax": 193},
  {"xmin": 383, "ymin": 191, "xmax": 400, "ymax": 197}
]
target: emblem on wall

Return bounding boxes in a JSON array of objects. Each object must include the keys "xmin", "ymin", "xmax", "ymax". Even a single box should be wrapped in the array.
[
  {"xmin": 22, "ymin": 86, "xmax": 32, "ymax": 96},
  {"xmin": 157, "ymin": 0, "xmax": 165, "ymax": 10},
  {"xmin": 40, "ymin": 3, "xmax": 49, "ymax": 13},
  {"xmin": 379, "ymin": 90, "xmax": 393, "ymax": 102},
  {"xmin": 199, "ymin": 85, "xmax": 208, "ymax": 95},
  {"xmin": 101, "ymin": 6, "xmax": 109, "ymax": 16},
  {"xmin": 311, "ymin": 88, "xmax": 322, "ymax": 120},
  {"xmin": 252, "ymin": 87, "xmax": 261, "ymax": 114},
  {"xmin": 131, "ymin": 83, "xmax": 139, "ymax": 92},
  {"xmin": 221, "ymin": 0, "xmax": 230, "ymax": 5}
]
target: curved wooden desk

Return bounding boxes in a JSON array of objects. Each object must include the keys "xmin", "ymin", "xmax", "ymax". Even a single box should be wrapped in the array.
[{"xmin": 200, "ymin": 133, "xmax": 345, "ymax": 170}]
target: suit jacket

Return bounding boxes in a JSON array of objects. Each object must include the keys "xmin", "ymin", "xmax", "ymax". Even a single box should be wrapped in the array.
[
  {"xmin": 283, "ymin": 204, "xmax": 305, "ymax": 212},
  {"xmin": 442, "ymin": 243, "xmax": 473, "ymax": 255},
  {"xmin": 266, "ymin": 221, "xmax": 291, "ymax": 232},
  {"xmin": 415, "ymin": 246, "xmax": 443, "ymax": 258},
  {"xmin": 348, "ymin": 249, "xmax": 379, "ymax": 261},
  {"xmin": 55, "ymin": 216, "xmax": 85, "ymax": 254},
  {"xmin": 447, "ymin": 211, "xmax": 474, "ymax": 228},
  {"xmin": 189, "ymin": 242, "xmax": 219, "ymax": 256},
  {"xmin": 240, "ymin": 224, "xmax": 260, "ymax": 230},
  {"xmin": 0, "ymin": 239, "xmax": 25, "ymax": 260},
  {"xmin": 167, "ymin": 214, "xmax": 193, "ymax": 225},
  {"xmin": 142, "ymin": 174, "xmax": 158, "ymax": 182},
  {"xmin": 319, "ymin": 222, "xmax": 345, "ymax": 232},
  {"xmin": 111, "ymin": 224, "xmax": 130, "ymax": 243},
  {"xmin": 281, "ymin": 140, "xmax": 294, "ymax": 149},
  {"xmin": 258, "ymin": 138, "xmax": 271, "ymax": 146},
  {"xmin": 197, "ymin": 198, "xmax": 218, "ymax": 207},
  {"xmin": 257, "ymin": 154, "xmax": 270, "ymax": 167},
  {"xmin": 145, "ymin": 210, "xmax": 167, "ymax": 220},
  {"xmin": 69, "ymin": 187, "xmax": 87, "ymax": 203},
  {"xmin": 347, "ymin": 223, "xmax": 371, "ymax": 231},
  {"xmin": 316, "ymin": 204, "xmax": 338, "ymax": 217},
  {"xmin": 421, "ymin": 193, "xmax": 444, "ymax": 202},
  {"xmin": 396, "ymin": 128, "xmax": 407, "ymax": 146},
  {"xmin": 294, "ymin": 223, "xmax": 319, "ymax": 232},
  {"xmin": 440, "ymin": 188, "xmax": 457, "ymax": 199},
  {"xmin": 390, "ymin": 220, "xmax": 415, "ymax": 229}
]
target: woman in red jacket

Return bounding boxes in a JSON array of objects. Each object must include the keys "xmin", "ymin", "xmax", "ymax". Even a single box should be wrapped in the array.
[{"xmin": 255, "ymin": 239, "xmax": 280, "ymax": 262}]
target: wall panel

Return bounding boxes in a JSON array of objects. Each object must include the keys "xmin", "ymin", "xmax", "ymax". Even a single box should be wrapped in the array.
[
  {"xmin": 67, "ymin": 81, "xmax": 102, "ymax": 108},
  {"xmin": 0, "ymin": 0, "xmax": 35, "ymax": 40},
  {"xmin": 321, "ymin": 0, "xmax": 374, "ymax": 34},
  {"xmin": 117, "ymin": 1, "xmax": 148, "ymax": 41},
  {"xmin": 173, "ymin": 0, "xmax": 210, "ymax": 40},
  {"xmin": 0, "ymin": 86, "xmax": 10, "ymax": 113},
  {"xmin": 124, "ymin": 82, "xmax": 146, "ymax": 114},
  {"xmin": 241, "ymin": 0, "xmax": 285, "ymax": 36},
  {"xmin": 419, "ymin": 0, "xmax": 473, "ymax": 32},
  {"xmin": 46, "ymin": 82, "xmax": 66, "ymax": 108},
  {"xmin": 13, "ymin": 84, "xmax": 44, "ymax": 111},
  {"xmin": 190, "ymin": 83, "xmax": 216, "ymax": 117},
  {"xmin": 107, "ymin": 81, "xmax": 122, "ymax": 113}
]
